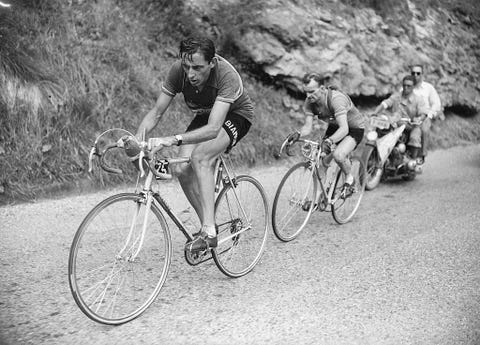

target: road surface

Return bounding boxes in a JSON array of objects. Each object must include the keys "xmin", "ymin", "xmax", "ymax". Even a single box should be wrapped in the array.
[{"xmin": 1, "ymin": 144, "xmax": 479, "ymax": 345}]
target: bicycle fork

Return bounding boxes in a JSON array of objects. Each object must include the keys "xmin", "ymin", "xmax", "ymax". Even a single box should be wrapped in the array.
[{"xmin": 117, "ymin": 192, "xmax": 153, "ymax": 262}]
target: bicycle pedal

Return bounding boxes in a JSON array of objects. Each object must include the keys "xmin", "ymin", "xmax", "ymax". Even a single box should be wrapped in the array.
[
  {"xmin": 184, "ymin": 247, "xmax": 211, "ymax": 266},
  {"xmin": 302, "ymin": 200, "xmax": 314, "ymax": 211},
  {"xmin": 317, "ymin": 200, "xmax": 327, "ymax": 211}
]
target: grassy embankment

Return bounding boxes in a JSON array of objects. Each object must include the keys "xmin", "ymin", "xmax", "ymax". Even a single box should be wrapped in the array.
[
  {"xmin": 0, "ymin": 0, "xmax": 295, "ymax": 202},
  {"xmin": 0, "ymin": 0, "xmax": 478, "ymax": 203}
]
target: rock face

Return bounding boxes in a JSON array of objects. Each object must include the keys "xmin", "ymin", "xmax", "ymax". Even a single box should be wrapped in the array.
[{"xmin": 187, "ymin": 0, "xmax": 480, "ymax": 113}]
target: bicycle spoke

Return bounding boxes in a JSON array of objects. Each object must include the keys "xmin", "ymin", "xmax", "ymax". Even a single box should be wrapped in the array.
[
  {"xmin": 331, "ymin": 157, "xmax": 365, "ymax": 224},
  {"xmin": 213, "ymin": 176, "xmax": 268, "ymax": 278},
  {"xmin": 69, "ymin": 193, "xmax": 172, "ymax": 325},
  {"xmin": 272, "ymin": 162, "xmax": 317, "ymax": 241}
]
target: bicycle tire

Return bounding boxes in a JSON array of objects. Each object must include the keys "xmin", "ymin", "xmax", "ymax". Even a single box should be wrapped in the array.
[
  {"xmin": 212, "ymin": 175, "xmax": 268, "ymax": 278},
  {"xmin": 331, "ymin": 157, "xmax": 366, "ymax": 224},
  {"xmin": 68, "ymin": 193, "xmax": 172, "ymax": 325},
  {"xmin": 271, "ymin": 162, "xmax": 318, "ymax": 242}
]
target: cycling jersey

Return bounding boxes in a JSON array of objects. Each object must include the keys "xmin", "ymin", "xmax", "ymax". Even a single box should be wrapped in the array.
[
  {"xmin": 303, "ymin": 89, "xmax": 365, "ymax": 129},
  {"xmin": 162, "ymin": 55, "xmax": 254, "ymax": 123}
]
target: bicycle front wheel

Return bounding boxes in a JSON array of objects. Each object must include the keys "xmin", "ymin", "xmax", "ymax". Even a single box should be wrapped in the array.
[
  {"xmin": 212, "ymin": 175, "xmax": 269, "ymax": 278},
  {"xmin": 68, "ymin": 193, "xmax": 172, "ymax": 325},
  {"xmin": 331, "ymin": 157, "xmax": 366, "ymax": 224},
  {"xmin": 272, "ymin": 162, "xmax": 318, "ymax": 242}
]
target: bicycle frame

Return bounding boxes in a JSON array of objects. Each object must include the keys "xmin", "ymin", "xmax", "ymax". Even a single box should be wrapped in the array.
[
  {"xmin": 295, "ymin": 138, "xmax": 342, "ymax": 208},
  {"xmin": 118, "ymin": 154, "xmax": 253, "ymax": 259}
]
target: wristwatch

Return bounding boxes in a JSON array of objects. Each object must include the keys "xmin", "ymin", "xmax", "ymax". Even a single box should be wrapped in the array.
[{"xmin": 174, "ymin": 134, "xmax": 183, "ymax": 146}]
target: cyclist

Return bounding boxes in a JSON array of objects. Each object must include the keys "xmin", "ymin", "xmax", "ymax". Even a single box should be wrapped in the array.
[
  {"xmin": 299, "ymin": 72, "xmax": 366, "ymax": 188},
  {"xmin": 373, "ymin": 75, "xmax": 428, "ymax": 160},
  {"xmin": 135, "ymin": 36, "xmax": 253, "ymax": 252}
]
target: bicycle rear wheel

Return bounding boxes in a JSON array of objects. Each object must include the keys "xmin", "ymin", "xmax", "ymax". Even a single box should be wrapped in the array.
[
  {"xmin": 271, "ymin": 161, "xmax": 318, "ymax": 242},
  {"xmin": 68, "ymin": 193, "xmax": 172, "ymax": 325},
  {"xmin": 212, "ymin": 175, "xmax": 268, "ymax": 278},
  {"xmin": 331, "ymin": 157, "xmax": 366, "ymax": 224}
]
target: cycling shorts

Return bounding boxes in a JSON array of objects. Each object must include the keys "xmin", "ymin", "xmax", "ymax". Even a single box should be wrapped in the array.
[
  {"xmin": 186, "ymin": 112, "xmax": 252, "ymax": 152},
  {"xmin": 326, "ymin": 123, "xmax": 364, "ymax": 147}
]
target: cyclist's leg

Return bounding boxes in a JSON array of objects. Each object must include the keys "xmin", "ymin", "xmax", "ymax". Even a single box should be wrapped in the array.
[
  {"xmin": 192, "ymin": 113, "xmax": 251, "ymax": 232},
  {"xmin": 333, "ymin": 136, "xmax": 357, "ymax": 184},
  {"xmin": 190, "ymin": 130, "xmax": 230, "ymax": 235},
  {"xmin": 321, "ymin": 123, "xmax": 337, "ymax": 166},
  {"xmin": 176, "ymin": 144, "xmax": 204, "ymax": 223},
  {"xmin": 175, "ymin": 115, "xmax": 211, "ymax": 225}
]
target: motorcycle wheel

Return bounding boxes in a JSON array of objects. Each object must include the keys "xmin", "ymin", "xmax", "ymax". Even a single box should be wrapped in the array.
[{"xmin": 364, "ymin": 146, "xmax": 383, "ymax": 191}]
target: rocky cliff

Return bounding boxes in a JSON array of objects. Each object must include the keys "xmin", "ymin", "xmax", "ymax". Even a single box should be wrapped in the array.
[{"xmin": 185, "ymin": 0, "xmax": 480, "ymax": 114}]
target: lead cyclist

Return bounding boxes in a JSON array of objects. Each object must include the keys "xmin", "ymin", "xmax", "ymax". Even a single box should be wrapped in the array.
[{"xmin": 135, "ymin": 36, "xmax": 254, "ymax": 252}]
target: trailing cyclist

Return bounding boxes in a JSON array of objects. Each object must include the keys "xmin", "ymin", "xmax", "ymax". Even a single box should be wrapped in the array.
[
  {"xmin": 299, "ymin": 72, "xmax": 366, "ymax": 189},
  {"xmin": 135, "ymin": 36, "xmax": 253, "ymax": 252}
]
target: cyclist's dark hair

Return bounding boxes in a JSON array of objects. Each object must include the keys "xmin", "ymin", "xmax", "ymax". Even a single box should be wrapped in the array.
[
  {"xmin": 179, "ymin": 36, "xmax": 215, "ymax": 62},
  {"xmin": 402, "ymin": 75, "xmax": 415, "ymax": 84},
  {"xmin": 302, "ymin": 72, "xmax": 323, "ymax": 85}
]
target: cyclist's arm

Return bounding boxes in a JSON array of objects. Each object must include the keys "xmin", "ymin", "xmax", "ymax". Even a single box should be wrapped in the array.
[
  {"xmin": 328, "ymin": 114, "xmax": 349, "ymax": 143},
  {"xmin": 181, "ymin": 100, "xmax": 231, "ymax": 144},
  {"xmin": 299, "ymin": 114, "xmax": 313, "ymax": 137},
  {"xmin": 136, "ymin": 91, "xmax": 174, "ymax": 139},
  {"xmin": 152, "ymin": 100, "xmax": 231, "ymax": 148}
]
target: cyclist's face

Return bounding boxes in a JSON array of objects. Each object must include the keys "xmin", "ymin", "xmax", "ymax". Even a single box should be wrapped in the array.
[
  {"xmin": 304, "ymin": 80, "xmax": 323, "ymax": 103},
  {"xmin": 181, "ymin": 52, "xmax": 214, "ymax": 89}
]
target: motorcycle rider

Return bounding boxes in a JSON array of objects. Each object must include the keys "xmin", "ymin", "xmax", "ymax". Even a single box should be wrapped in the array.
[
  {"xmin": 299, "ymin": 72, "xmax": 366, "ymax": 188},
  {"xmin": 373, "ymin": 75, "xmax": 428, "ymax": 161}
]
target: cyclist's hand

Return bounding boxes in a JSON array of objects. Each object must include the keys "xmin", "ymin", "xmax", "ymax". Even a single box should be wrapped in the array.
[
  {"xmin": 118, "ymin": 135, "xmax": 142, "ymax": 158},
  {"xmin": 321, "ymin": 138, "xmax": 335, "ymax": 154},
  {"xmin": 299, "ymin": 127, "xmax": 310, "ymax": 138},
  {"xmin": 148, "ymin": 136, "xmax": 176, "ymax": 155},
  {"xmin": 412, "ymin": 116, "xmax": 423, "ymax": 125},
  {"xmin": 287, "ymin": 131, "xmax": 300, "ymax": 143}
]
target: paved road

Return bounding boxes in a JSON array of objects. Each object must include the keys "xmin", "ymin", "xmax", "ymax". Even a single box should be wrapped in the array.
[{"xmin": 1, "ymin": 145, "xmax": 479, "ymax": 345}]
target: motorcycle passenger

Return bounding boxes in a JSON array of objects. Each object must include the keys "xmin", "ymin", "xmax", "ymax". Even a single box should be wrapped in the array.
[
  {"xmin": 299, "ymin": 72, "xmax": 366, "ymax": 188},
  {"xmin": 373, "ymin": 75, "xmax": 428, "ymax": 161},
  {"xmin": 410, "ymin": 64, "xmax": 442, "ymax": 163}
]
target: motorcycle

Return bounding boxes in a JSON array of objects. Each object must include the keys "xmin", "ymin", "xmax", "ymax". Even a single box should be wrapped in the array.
[{"xmin": 363, "ymin": 115, "xmax": 424, "ymax": 190}]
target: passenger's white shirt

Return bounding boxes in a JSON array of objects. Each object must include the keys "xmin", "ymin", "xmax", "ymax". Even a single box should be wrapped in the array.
[{"xmin": 413, "ymin": 81, "xmax": 442, "ymax": 118}]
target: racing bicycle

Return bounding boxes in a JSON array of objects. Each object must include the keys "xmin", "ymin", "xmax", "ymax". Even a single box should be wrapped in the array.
[
  {"xmin": 272, "ymin": 132, "xmax": 366, "ymax": 242},
  {"xmin": 68, "ymin": 129, "xmax": 269, "ymax": 325}
]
